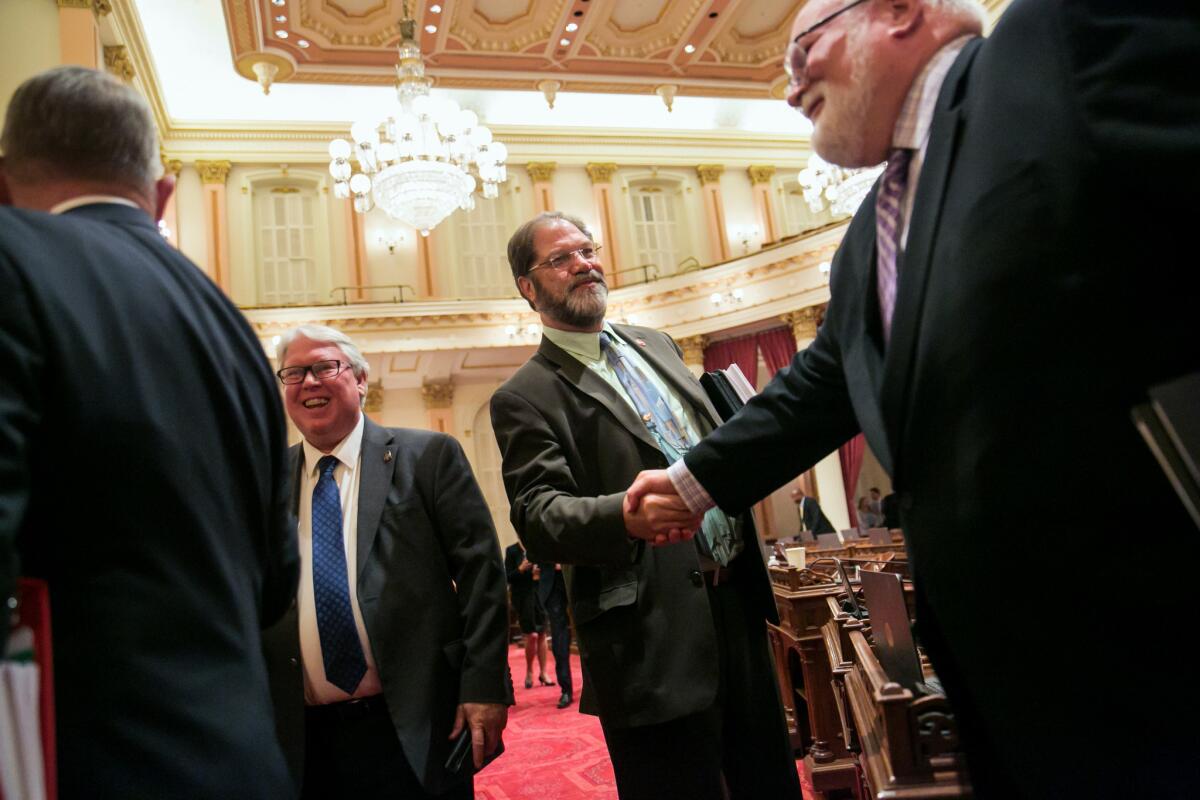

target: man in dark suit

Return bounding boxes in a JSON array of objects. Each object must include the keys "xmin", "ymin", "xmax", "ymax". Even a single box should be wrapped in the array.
[
  {"xmin": 0, "ymin": 67, "xmax": 298, "ymax": 798},
  {"xmin": 490, "ymin": 212, "xmax": 800, "ymax": 800},
  {"xmin": 628, "ymin": 2, "xmax": 1200, "ymax": 797},
  {"xmin": 535, "ymin": 561, "xmax": 573, "ymax": 708},
  {"xmin": 262, "ymin": 324, "xmax": 510, "ymax": 799},
  {"xmin": 790, "ymin": 484, "xmax": 835, "ymax": 534}
]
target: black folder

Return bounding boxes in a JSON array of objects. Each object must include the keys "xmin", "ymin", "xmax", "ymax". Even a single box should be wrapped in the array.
[
  {"xmin": 700, "ymin": 371, "xmax": 742, "ymax": 422},
  {"xmin": 1133, "ymin": 371, "xmax": 1200, "ymax": 530}
]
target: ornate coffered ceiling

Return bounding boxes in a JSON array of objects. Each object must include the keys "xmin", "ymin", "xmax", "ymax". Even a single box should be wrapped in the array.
[{"xmin": 225, "ymin": 0, "xmax": 802, "ymax": 101}]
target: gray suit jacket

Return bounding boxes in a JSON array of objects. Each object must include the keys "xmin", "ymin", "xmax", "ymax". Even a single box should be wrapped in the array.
[
  {"xmin": 263, "ymin": 418, "xmax": 510, "ymax": 795},
  {"xmin": 490, "ymin": 323, "xmax": 776, "ymax": 729}
]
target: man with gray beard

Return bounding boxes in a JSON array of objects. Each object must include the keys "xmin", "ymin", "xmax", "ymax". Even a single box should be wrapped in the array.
[{"xmin": 489, "ymin": 212, "xmax": 800, "ymax": 800}]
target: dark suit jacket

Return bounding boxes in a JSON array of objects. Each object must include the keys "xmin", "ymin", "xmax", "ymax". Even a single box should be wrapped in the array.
[
  {"xmin": 798, "ymin": 496, "xmax": 835, "ymax": 534},
  {"xmin": 262, "ymin": 419, "xmax": 510, "ymax": 795},
  {"xmin": 0, "ymin": 203, "xmax": 297, "ymax": 799},
  {"xmin": 684, "ymin": 3, "xmax": 1200, "ymax": 796},
  {"xmin": 490, "ymin": 323, "xmax": 776, "ymax": 729}
]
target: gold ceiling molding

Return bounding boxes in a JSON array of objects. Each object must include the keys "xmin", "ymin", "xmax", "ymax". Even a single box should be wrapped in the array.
[{"xmin": 104, "ymin": 45, "xmax": 135, "ymax": 82}]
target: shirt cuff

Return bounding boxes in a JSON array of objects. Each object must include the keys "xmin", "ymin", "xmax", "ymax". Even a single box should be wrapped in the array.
[{"xmin": 667, "ymin": 460, "xmax": 716, "ymax": 515}]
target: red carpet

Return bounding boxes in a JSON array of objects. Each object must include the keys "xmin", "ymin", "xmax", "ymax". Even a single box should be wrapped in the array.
[{"xmin": 474, "ymin": 644, "xmax": 816, "ymax": 799}]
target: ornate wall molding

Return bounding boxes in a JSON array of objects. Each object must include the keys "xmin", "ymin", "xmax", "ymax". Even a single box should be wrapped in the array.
[
  {"xmin": 696, "ymin": 164, "xmax": 725, "ymax": 185},
  {"xmin": 525, "ymin": 162, "xmax": 557, "ymax": 183},
  {"xmin": 747, "ymin": 165, "xmax": 777, "ymax": 185},
  {"xmin": 196, "ymin": 160, "xmax": 233, "ymax": 184},
  {"xmin": 421, "ymin": 381, "xmax": 455, "ymax": 410},
  {"xmin": 364, "ymin": 380, "xmax": 384, "ymax": 413},
  {"xmin": 103, "ymin": 45, "xmax": 135, "ymax": 82},
  {"xmin": 586, "ymin": 162, "xmax": 619, "ymax": 184},
  {"xmin": 677, "ymin": 335, "xmax": 708, "ymax": 366}
]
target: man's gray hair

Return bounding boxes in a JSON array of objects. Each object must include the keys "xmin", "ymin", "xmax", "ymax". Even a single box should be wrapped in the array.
[
  {"xmin": 276, "ymin": 324, "xmax": 370, "ymax": 380},
  {"xmin": 506, "ymin": 211, "xmax": 593, "ymax": 310},
  {"xmin": 1, "ymin": 66, "xmax": 162, "ymax": 189}
]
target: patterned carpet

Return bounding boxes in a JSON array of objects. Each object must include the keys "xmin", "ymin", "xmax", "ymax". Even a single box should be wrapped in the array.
[{"xmin": 474, "ymin": 644, "xmax": 815, "ymax": 800}]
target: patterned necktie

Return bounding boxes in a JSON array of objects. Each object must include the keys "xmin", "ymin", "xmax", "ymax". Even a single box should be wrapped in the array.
[
  {"xmin": 311, "ymin": 455, "xmax": 367, "ymax": 694},
  {"xmin": 599, "ymin": 332, "xmax": 740, "ymax": 565},
  {"xmin": 875, "ymin": 148, "xmax": 914, "ymax": 344}
]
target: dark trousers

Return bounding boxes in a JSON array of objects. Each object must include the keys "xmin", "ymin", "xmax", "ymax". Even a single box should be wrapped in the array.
[
  {"xmin": 543, "ymin": 578, "xmax": 573, "ymax": 696},
  {"xmin": 600, "ymin": 579, "xmax": 800, "ymax": 800},
  {"xmin": 301, "ymin": 696, "xmax": 471, "ymax": 800}
]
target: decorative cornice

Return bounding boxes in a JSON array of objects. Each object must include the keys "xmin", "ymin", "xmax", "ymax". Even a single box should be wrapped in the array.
[
  {"xmin": 781, "ymin": 305, "xmax": 824, "ymax": 343},
  {"xmin": 92, "ymin": 0, "xmax": 112, "ymax": 15},
  {"xmin": 56, "ymin": 0, "xmax": 91, "ymax": 8},
  {"xmin": 421, "ymin": 381, "xmax": 455, "ymax": 410},
  {"xmin": 104, "ymin": 45, "xmax": 135, "ymax": 83},
  {"xmin": 696, "ymin": 164, "xmax": 725, "ymax": 185},
  {"xmin": 525, "ymin": 162, "xmax": 557, "ymax": 183},
  {"xmin": 364, "ymin": 380, "xmax": 384, "ymax": 413},
  {"xmin": 196, "ymin": 160, "xmax": 232, "ymax": 185},
  {"xmin": 586, "ymin": 162, "xmax": 619, "ymax": 184},
  {"xmin": 747, "ymin": 165, "xmax": 776, "ymax": 185},
  {"xmin": 677, "ymin": 335, "xmax": 707, "ymax": 365}
]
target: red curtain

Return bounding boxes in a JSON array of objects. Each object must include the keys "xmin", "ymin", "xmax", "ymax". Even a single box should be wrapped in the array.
[
  {"xmin": 756, "ymin": 326, "xmax": 797, "ymax": 377},
  {"xmin": 838, "ymin": 434, "xmax": 865, "ymax": 527},
  {"xmin": 703, "ymin": 333, "xmax": 760, "ymax": 389}
]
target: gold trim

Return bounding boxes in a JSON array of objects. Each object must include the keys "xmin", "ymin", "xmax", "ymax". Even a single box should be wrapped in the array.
[
  {"xmin": 696, "ymin": 164, "xmax": 725, "ymax": 185},
  {"xmin": 525, "ymin": 162, "xmax": 557, "ymax": 183},
  {"xmin": 196, "ymin": 160, "xmax": 233, "ymax": 184},
  {"xmin": 676, "ymin": 335, "xmax": 707, "ymax": 365},
  {"xmin": 586, "ymin": 162, "xmax": 619, "ymax": 184},
  {"xmin": 421, "ymin": 381, "xmax": 455, "ymax": 410},
  {"xmin": 364, "ymin": 380, "xmax": 384, "ymax": 413},
  {"xmin": 270, "ymin": 186, "xmax": 301, "ymax": 194},
  {"xmin": 92, "ymin": 0, "xmax": 112, "ymax": 15},
  {"xmin": 747, "ymin": 165, "xmax": 776, "ymax": 185},
  {"xmin": 103, "ymin": 45, "xmax": 135, "ymax": 82},
  {"xmin": 56, "ymin": 0, "xmax": 91, "ymax": 8}
]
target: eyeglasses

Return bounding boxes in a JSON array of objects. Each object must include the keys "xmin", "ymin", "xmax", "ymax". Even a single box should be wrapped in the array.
[
  {"xmin": 276, "ymin": 359, "xmax": 350, "ymax": 385},
  {"xmin": 528, "ymin": 244, "xmax": 603, "ymax": 274},
  {"xmin": 783, "ymin": 0, "xmax": 868, "ymax": 89}
]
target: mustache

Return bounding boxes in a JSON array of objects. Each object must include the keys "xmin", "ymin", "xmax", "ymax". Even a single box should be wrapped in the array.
[{"xmin": 571, "ymin": 270, "xmax": 606, "ymax": 289}]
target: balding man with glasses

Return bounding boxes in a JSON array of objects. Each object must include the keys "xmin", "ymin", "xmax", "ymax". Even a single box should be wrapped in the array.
[
  {"xmin": 490, "ymin": 212, "xmax": 800, "ymax": 800},
  {"xmin": 262, "ymin": 324, "xmax": 511, "ymax": 800}
]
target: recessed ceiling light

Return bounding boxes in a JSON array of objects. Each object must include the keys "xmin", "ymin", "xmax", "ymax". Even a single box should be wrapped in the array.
[
  {"xmin": 684, "ymin": 43, "xmax": 695, "ymax": 53},
  {"xmin": 271, "ymin": 0, "xmax": 285, "ymax": 5},
  {"xmin": 275, "ymin": 30, "xmax": 289, "ymax": 38},
  {"xmin": 274, "ymin": 14, "xmax": 286, "ymax": 22},
  {"xmin": 565, "ymin": 22, "xmax": 578, "ymax": 32},
  {"xmin": 425, "ymin": 24, "xmax": 437, "ymax": 33},
  {"xmin": 297, "ymin": 39, "xmax": 310, "ymax": 48},
  {"xmin": 430, "ymin": 3, "xmax": 441, "ymax": 11}
]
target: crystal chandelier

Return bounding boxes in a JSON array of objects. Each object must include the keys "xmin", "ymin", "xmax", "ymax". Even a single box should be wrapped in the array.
[
  {"xmin": 797, "ymin": 154, "xmax": 883, "ymax": 218},
  {"xmin": 327, "ymin": 10, "xmax": 507, "ymax": 235}
]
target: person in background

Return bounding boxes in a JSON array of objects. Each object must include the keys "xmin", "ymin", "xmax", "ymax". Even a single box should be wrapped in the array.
[
  {"xmin": 857, "ymin": 497, "xmax": 883, "ymax": 532},
  {"xmin": 792, "ymin": 484, "xmax": 836, "ymax": 535},
  {"xmin": 505, "ymin": 540, "xmax": 553, "ymax": 691}
]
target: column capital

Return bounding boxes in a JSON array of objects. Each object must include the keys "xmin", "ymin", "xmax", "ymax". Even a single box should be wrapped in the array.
[
  {"xmin": 781, "ymin": 304, "xmax": 825, "ymax": 343},
  {"xmin": 364, "ymin": 380, "xmax": 384, "ymax": 413},
  {"xmin": 747, "ymin": 165, "xmax": 776, "ymax": 185},
  {"xmin": 103, "ymin": 45, "xmax": 135, "ymax": 83},
  {"xmin": 92, "ymin": 0, "xmax": 112, "ymax": 14},
  {"xmin": 586, "ymin": 162, "xmax": 619, "ymax": 184},
  {"xmin": 696, "ymin": 164, "xmax": 725, "ymax": 185},
  {"xmin": 525, "ymin": 162, "xmax": 557, "ymax": 183},
  {"xmin": 421, "ymin": 380, "xmax": 455, "ymax": 410},
  {"xmin": 196, "ymin": 160, "xmax": 233, "ymax": 185},
  {"xmin": 676, "ymin": 335, "xmax": 708, "ymax": 367}
]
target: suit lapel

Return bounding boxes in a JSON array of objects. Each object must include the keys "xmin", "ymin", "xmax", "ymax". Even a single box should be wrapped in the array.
[
  {"xmin": 539, "ymin": 335, "xmax": 662, "ymax": 453},
  {"xmin": 288, "ymin": 445, "xmax": 303, "ymax": 516},
  {"xmin": 356, "ymin": 417, "xmax": 397, "ymax": 576},
  {"xmin": 880, "ymin": 39, "xmax": 983, "ymax": 453}
]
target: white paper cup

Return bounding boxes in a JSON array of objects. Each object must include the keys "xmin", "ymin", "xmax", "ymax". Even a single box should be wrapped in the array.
[{"xmin": 785, "ymin": 546, "xmax": 806, "ymax": 568}]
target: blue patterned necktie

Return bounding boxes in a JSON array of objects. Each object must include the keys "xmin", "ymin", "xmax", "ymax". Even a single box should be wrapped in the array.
[
  {"xmin": 875, "ymin": 148, "xmax": 914, "ymax": 344},
  {"xmin": 599, "ymin": 331, "xmax": 740, "ymax": 565},
  {"xmin": 311, "ymin": 455, "xmax": 367, "ymax": 694}
]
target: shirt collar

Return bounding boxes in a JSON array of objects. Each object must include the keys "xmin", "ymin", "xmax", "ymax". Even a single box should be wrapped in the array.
[
  {"xmin": 302, "ymin": 413, "xmax": 365, "ymax": 476},
  {"xmin": 891, "ymin": 35, "xmax": 975, "ymax": 151},
  {"xmin": 49, "ymin": 195, "xmax": 141, "ymax": 215},
  {"xmin": 542, "ymin": 321, "xmax": 618, "ymax": 362}
]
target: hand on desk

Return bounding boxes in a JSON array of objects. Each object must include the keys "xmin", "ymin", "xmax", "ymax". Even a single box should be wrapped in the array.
[
  {"xmin": 623, "ymin": 469, "xmax": 700, "ymax": 546},
  {"xmin": 449, "ymin": 701, "xmax": 508, "ymax": 769}
]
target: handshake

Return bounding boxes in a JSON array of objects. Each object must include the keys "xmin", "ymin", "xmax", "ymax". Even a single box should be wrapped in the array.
[{"xmin": 622, "ymin": 469, "xmax": 703, "ymax": 547}]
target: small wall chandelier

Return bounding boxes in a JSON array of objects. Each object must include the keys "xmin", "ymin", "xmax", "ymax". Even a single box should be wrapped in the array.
[
  {"xmin": 797, "ymin": 154, "xmax": 882, "ymax": 218},
  {"xmin": 327, "ymin": 5, "xmax": 507, "ymax": 235}
]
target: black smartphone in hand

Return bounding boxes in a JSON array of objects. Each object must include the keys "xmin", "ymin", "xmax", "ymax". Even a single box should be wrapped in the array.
[{"xmin": 444, "ymin": 729, "xmax": 472, "ymax": 774}]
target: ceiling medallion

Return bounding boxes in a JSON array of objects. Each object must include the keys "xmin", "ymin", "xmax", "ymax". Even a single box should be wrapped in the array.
[{"xmin": 327, "ymin": 5, "xmax": 508, "ymax": 235}]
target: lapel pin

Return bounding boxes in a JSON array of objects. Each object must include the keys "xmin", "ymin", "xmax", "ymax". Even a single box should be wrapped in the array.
[
  {"xmin": 635, "ymin": 338, "xmax": 647, "ymax": 347},
  {"xmin": 383, "ymin": 450, "xmax": 393, "ymax": 463}
]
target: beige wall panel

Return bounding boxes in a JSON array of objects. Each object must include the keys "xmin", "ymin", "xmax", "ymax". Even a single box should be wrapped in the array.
[
  {"xmin": 174, "ymin": 166, "xmax": 208, "ymax": 275},
  {"xmin": 552, "ymin": 165, "xmax": 601, "ymax": 229},
  {"xmin": 718, "ymin": 169, "xmax": 761, "ymax": 257},
  {"xmin": 0, "ymin": 0, "xmax": 60, "ymax": 125}
]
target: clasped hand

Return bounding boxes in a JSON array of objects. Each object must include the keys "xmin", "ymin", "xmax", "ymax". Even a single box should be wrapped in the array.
[
  {"xmin": 622, "ymin": 469, "xmax": 701, "ymax": 547},
  {"xmin": 449, "ymin": 701, "xmax": 507, "ymax": 770}
]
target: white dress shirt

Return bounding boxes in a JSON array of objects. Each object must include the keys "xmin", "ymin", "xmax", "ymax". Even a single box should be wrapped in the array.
[
  {"xmin": 49, "ymin": 195, "xmax": 139, "ymax": 215},
  {"xmin": 296, "ymin": 413, "xmax": 384, "ymax": 704}
]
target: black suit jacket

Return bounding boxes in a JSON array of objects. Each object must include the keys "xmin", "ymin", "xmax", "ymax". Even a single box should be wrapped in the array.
[
  {"xmin": 684, "ymin": 3, "xmax": 1200, "ymax": 795},
  {"xmin": 798, "ymin": 496, "xmax": 835, "ymax": 535},
  {"xmin": 490, "ymin": 323, "xmax": 776, "ymax": 729},
  {"xmin": 262, "ymin": 419, "xmax": 510, "ymax": 795},
  {"xmin": 0, "ymin": 203, "xmax": 297, "ymax": 799}
]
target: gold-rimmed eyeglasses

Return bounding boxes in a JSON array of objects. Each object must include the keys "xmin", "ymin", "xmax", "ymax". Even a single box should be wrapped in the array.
[
  {"xmin": 783, "ymin": 0, "xmax": 869, "ymax": 89},
  {"xmin": 528, "ymin": 244, "xmax": 603, "ymax": 274}
]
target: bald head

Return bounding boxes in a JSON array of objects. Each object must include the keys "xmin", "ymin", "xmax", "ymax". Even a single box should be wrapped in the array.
[{"xmin": 786, "ymin": 0, "xmax": 984, "ymax": 167}]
